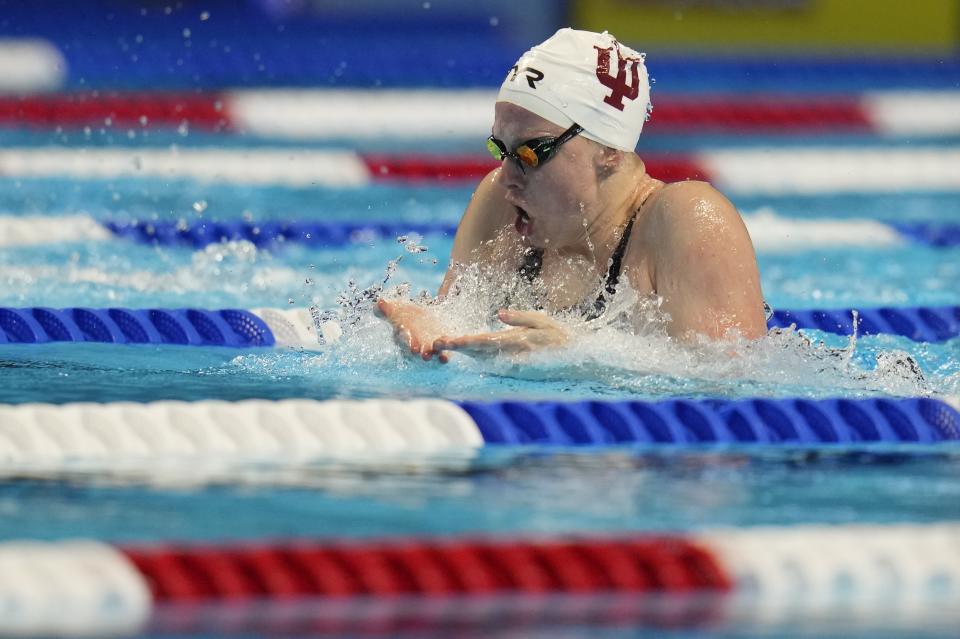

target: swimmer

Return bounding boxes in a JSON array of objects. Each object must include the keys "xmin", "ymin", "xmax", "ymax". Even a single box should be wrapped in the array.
[{"xmin": 377, "ymin": 28, "xmax": 767, "ymax": 362}]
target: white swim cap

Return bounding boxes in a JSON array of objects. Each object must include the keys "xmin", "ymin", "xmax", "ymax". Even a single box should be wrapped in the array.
[{"xmin": 497, "ymin": 28, "xmax": 651, "ymax": 152}]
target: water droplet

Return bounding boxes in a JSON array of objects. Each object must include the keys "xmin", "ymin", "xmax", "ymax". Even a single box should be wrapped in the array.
[
  {"xmin": 139, "ymin": 115, "xmax": 149, "ymax": 126},
  {"xmin": 192, "ymin": 200, "xmax": 208, "ymax": 214},
  {"xmin": 182, "ymin": 28, "xmax": 191, "ymax": 38},
  {"xmin": 288, "ymin": 297, "xmax": 295, "ymax": 305},
  {"xmin": 200, "ymin": 10, "xmax": 210, "ymax": 20},
  {"xmin": 489, "ymin": 16, "xmax": 499, "ymax": 26}
]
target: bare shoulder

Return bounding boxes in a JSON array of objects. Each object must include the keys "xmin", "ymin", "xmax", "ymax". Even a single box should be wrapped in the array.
[
  {"xmin": 632, "ymin": 179, "xmax": 766, "ymax": 340},
  {"xmin": 647, "ymin": 180, "xmax": 742, "ymax": 232}
]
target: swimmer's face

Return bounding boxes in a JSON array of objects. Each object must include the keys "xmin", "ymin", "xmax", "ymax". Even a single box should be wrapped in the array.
[{"xmin": 492, "ymin": 102, "xmax": 605, "ymax": 248}]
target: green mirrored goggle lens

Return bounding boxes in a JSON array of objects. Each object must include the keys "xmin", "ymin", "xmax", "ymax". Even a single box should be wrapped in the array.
[{"xmin": 486, "ymin": 137, "xmax": 505, "ymax": 160}]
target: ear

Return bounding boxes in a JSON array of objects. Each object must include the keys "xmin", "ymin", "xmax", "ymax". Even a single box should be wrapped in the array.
[{"xmin": 594, "ymin": 146, "xmax": 622, "ymax": 180}]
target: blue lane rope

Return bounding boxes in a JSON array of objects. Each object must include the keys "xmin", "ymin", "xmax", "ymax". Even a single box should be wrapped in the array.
[
  {"xmin": 767, "ymin": 307, "xmax": 959, "ymax": 343},
  {"xmin": 0, "ymin": 307, "xmax": 275, "ymax": 347},
  {"xmin": 103, "ymin": 220, "xmax": 459, "ymax": 248},
  {"xmin": 103, "ymin": 219, "xmax": 960, "ymax": 249},
  {"xmin": 0, "ymin": 306, "xmax": 957, "ymax": 345},
  {"xmin": 461, "ymin": 397, "xmax": 960, "ymax": 445},
  {"xmin": 890, "ymin": 222, "xmax": 960, "ymax": 248}
]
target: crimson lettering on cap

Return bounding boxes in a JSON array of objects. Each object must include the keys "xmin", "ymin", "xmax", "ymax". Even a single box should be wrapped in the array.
[{"xmin": 594, "ymin": 44, "xmax": 641, "ymax": 111}]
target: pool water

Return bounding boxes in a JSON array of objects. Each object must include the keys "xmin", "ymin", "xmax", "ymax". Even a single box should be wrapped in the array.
[{"xmin": 1, "ymin": 124, "xmax": 958, "ymax": 639}]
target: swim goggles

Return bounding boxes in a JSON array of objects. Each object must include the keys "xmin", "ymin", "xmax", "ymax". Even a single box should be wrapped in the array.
[{"xmin": 486, "ymin": 123, "xmax": 584, "ymax": 173}]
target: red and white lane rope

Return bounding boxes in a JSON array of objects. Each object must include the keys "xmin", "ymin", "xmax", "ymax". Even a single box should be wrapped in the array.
[
  {"xmin": 4, "ymin": 90, "xmax": 960, "ymax": 137},
  {"xmin": 1, "ymin": 524, "xmax": 957, "ymax": 635},
  {"xmin": 1, "ymin": 146, "xmax": 959, "ymax": 193}
]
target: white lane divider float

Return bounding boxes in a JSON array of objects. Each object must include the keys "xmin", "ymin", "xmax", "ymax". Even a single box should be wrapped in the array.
[
  {"xmin": 0, "ymin": 38, "xmax": 66, "ymax": 93},
  {"xmin": 0, "ymin": 541, "xmax": 150, "ymax": 637},
  {"xmin": 0, "ymin": 146, "xmax": 958, "ymax": 194},
  {"xmin": 0, "ymin": 148, "xmax": 369, "ymax": 188},
  {"xmin": 0, "ymin": 399, "xmax": 483, "ymax": 469}
]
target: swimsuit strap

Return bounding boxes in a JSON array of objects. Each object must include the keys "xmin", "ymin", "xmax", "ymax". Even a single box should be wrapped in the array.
[
  {"xmin": 516, "ymin": 212, "xmax": 639, "ymax": 320},
  {"xmin": 587, "ymin": 212, "xmax": 638, "ymax": 320},
  {"xmin": 602, "ymin": 212, "xmax": 637, "ymax": 296}
]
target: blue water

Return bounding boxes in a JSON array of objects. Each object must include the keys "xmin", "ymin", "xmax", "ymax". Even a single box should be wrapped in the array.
[{"xmin": 1, "ymin": 129, "xmax": 959, "ymax": 638}]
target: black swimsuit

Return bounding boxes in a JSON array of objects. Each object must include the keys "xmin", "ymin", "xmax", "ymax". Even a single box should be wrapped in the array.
[{"xmin": 518, "ymin": 213, "xmax": 638, "ymax": 321}]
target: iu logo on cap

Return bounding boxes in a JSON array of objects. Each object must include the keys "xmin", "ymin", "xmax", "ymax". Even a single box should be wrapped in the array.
[{"xmin": 594, "ymin": 44, "xmax": 640, "ymax": 111}]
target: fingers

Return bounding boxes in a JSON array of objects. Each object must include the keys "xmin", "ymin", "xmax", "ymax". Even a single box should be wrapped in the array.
[
  {"xmin": 497, "ymin": 308, "xmax": 554, "ymax": 329},
  {"xmin": 408, "ymin": 331, "xmax": 420, "ymax": 354},
  {"xmin": 433, "ymin": 329, "xmax": 525, "ymax": 356}
]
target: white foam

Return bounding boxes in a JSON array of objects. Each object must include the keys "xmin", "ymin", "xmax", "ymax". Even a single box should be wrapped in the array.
[
  {"xmin": 0, "ymin": 214, "xmax": 112, "ymax": 247},
  {"xmin": 0, "ymin": 39, "xmax": 66, "ymax": 93},
  {"xmin": 228, "ymin": 89, "xmax": 496, "ymax": 139},
  {"xmin": 0, "ymin": 147, "xmax": 370, "ymax": 187}
]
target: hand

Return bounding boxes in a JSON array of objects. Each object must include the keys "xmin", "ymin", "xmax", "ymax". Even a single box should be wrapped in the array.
[
  {"xmin": 375, "ymin": 298, "xmax": 452, "ymax": 363},
  {"xmin": 433, "ymin": 309, "xmax": 568, "ymax": 358}
]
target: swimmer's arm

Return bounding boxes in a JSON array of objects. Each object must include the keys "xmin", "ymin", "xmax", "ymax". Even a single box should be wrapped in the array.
[
  {"xmin": 647, "ymin": 182, "xmax": 767, "ymax": 341},
  {"xmin": 377, "ymin": 169, "xmax": 514, "ymax": 362},
  {"xmin": 438, "ymin": 168, "xmax": 515, "ymax": 298}
]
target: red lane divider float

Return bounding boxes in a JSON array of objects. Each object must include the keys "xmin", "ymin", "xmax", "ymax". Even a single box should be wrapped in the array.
[
  {"xmin": 645, "ymin": 96, "xmax": 873, "ymax": 133},
  {"xmin": 123, "ymin": 537, "xmax": 731, "ymax": 602},
  {"xmin": 0, "ymin": 93, "xmax": 229, "ymax": 131}
]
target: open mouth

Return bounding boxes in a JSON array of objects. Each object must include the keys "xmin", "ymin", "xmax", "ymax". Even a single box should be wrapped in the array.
[{"xmin": 514, "ymin": 206, "xmax": 532, "ymax": 236}]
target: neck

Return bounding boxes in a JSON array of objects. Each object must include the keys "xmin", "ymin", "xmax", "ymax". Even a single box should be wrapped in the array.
[{"xmin": 569, "ymin": 157, "xmax": 661, "ymax": 274}]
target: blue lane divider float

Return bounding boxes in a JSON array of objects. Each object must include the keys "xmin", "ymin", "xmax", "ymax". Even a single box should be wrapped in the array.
[
  {"xmin": 104, "ymin": 220, "xmax": 459, "ymax": 249},
  {"xmin": 1, "ymin": 305, "xmax": 958, "ymax": 346},
  {"xmin": 0, "ymin": 307, "xmax": 275, "ymax": 347},
  {"xmin": 891, "ymin": 222, "xmax": 960, "ymax": 248},
  {"xmin": 767, "ymin": 306, "xmax": 960, "ymax": 343},
  {"xmin": 462, "ymin": 397, "xmax": 960, "ymax": 445},
  {"xmin": 104, "ymin": 219, "xmax": 960, "ymax": 249}
]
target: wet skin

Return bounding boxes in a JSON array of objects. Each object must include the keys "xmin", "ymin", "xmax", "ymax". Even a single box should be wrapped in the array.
[{"xmin": 377, "ymin": 103, "xmax": 767, "ymax": 362}]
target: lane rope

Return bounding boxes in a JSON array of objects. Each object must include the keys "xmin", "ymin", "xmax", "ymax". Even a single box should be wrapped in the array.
[
  {"xmin": 1, "ymin": 304, "xmax": 957, "ymax": 346},
  {"xmin": 12, "ymin": 212, "xmax": 958, "ymax": 250},
  {"xmin": 0, "ymin": 397, "xmax": 955, "ymax": 469},
  {"xmin": 2, "ymin": 146, "xmax": 960, "ymax": 194},
  {"xmin": 4, "ymin": 90, "xmax": 960, "ymax": 137},
  {"xmin": 2, "ymin": 523, "xmax": 958, "ymax": 635}
]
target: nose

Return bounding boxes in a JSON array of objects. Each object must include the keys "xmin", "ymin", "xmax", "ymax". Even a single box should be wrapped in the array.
[{"xmin": 495, "ymin": 157, "xmax": 525, "ymax": 190}]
